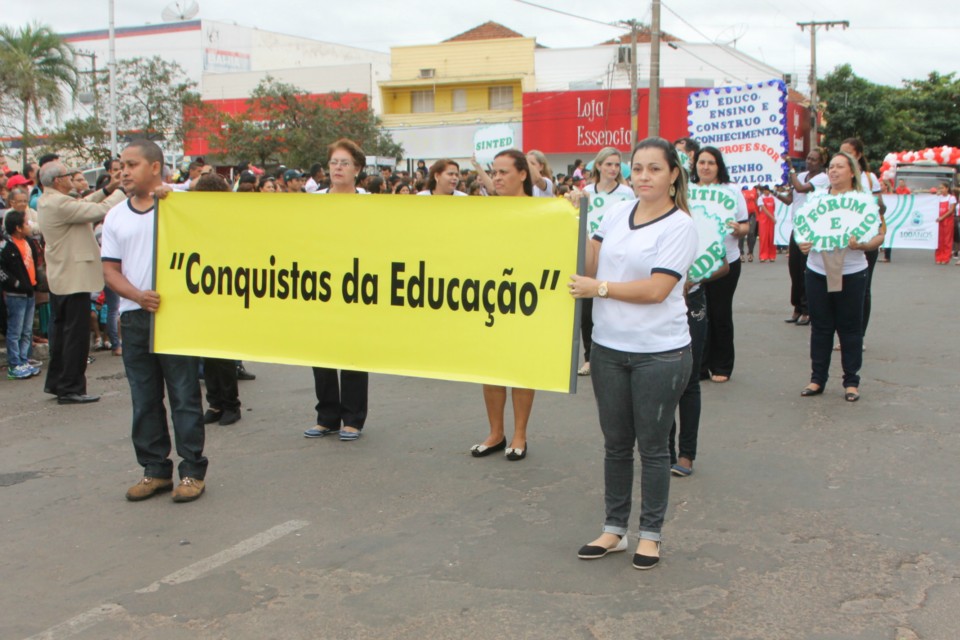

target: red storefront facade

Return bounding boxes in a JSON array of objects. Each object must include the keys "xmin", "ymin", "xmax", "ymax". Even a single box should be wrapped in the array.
[{"xmin": 522, "ymin": 88, "xmax": 810, "ymax": 160}]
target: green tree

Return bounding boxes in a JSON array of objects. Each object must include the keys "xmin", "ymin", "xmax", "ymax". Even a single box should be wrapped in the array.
[
  {"xmin": 897, "ymin": 72, "xmax": 960, "ymax": 149},
  {"xmin": 819, "ymin": 64, "xmax": 960, "ymax": 163},
  {"xmin": 45, "ymin": 116, "xmax": 111, "ymax": 166},
  {"xmin": 0, "ymin": 22, "xmax": 78, "ymax": 167},
  {"xmin": 210, "ymin": 77, "xmax": 402, "ymax": 167},
  {"xmin": 97, "ymin": 56, "xmax": 200, "ymax": 146},
  {"xmin": 818, "ymin": 64, "xmax": 914, "ymax": 163}
]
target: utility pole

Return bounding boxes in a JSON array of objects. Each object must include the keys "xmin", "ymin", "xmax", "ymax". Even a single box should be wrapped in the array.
[
  {"xmin": 108, "ymin": 0, "xmax": 118, "ymax": 157},
  {"xmin": 797, "ymin": 20, "xmax": 849, "ymax": 146},
  {"xmin": 618, "ymin": 19, "xmax": 640, "ymax": 148},
  {"xmin": 75, "ymin": 51, "xmax": 101, "ymax": 122},
  {"xmin": 648, "ymin": 0, "xmax": 661, "ymax": 138}
]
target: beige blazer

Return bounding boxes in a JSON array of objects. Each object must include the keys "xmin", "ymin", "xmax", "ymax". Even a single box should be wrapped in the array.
[{"xmin": 37, "ymin": 188, "xmax": 127, "ymax": 295}]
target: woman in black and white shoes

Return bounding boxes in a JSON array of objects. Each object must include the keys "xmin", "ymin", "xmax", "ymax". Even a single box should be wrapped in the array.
[
  {"xmin": 799, "ymin": 151, "xmax": 885, "ymax": 403},
  {"xmin": 569, "ymin": 138, "xmax": 698, "ymax": 570},
  {"xmin": 576, "ymin": 147, "xmax": 636, "ymax": 377},
  {"xmin": 470, "ymin": 150, "xmax": 535, "ymax": 462}
]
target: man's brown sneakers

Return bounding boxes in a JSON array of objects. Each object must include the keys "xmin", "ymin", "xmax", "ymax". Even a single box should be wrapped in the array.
[
  {"xmin": 126, "ymin": 477, "xmax": 174, "ymax": 501},
  {"xmin": 172, "ymin": 477, "xmax": 205, "ymax": 503}
]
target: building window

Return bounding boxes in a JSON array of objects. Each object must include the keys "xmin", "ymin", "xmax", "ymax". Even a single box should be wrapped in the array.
[
  {"xmin": 412, "ymin": 90, "xmax": 434, "ymax": 113},
  {"xmin": 452, "ymin": 89, "xmax": 467, "ymax": 113},
  {"xmin": 489, "ymin": 86, "xmax": 513, "ymax": 111}
]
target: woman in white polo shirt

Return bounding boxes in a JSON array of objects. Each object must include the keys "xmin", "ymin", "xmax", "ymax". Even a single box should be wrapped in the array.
[
  {"xmin": 568, "ymin": 137, "xmax": 698, "ymax": 570},
  {"xmin": 839, "ymin": 138, "xmax": 886, "ymax": 345},
  {"xmin": 526, "ymin": 150, "xmax": 555, "ymax": 198},
  {"xmin": 798, "ymin": 151, "xmax": 884, "ymax": 402},
  {"xmin": 417, "ymin": 159, "xmax": 467, "ymax": 196},
  {"xmin": 577, "ymin": 147, "xmax": 636, "ymax": 376},
  {"xmin": 690, "ymin": 146, "xmax": 749, "ymax": 383}
]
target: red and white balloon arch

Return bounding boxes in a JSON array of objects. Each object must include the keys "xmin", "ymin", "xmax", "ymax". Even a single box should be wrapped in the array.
[{"xmin": 880, "ymin": 146, "xmax": 960, "ymax": 181}]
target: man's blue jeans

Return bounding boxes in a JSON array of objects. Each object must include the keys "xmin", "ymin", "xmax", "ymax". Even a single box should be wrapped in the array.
[
  {"xmin": 121, "ymin": 310, "xmax": 207, "ymax": 480},
  {"xmin": 591, "ymin": 343, "xmax": 692, "ymax": 541},
  {"xmin": 104, "ymin": 286, "xmax": 120, "ymax": 348},
  {"xmin": 4, "ymin": 294, "xmax": 35, "ymax": 367}
]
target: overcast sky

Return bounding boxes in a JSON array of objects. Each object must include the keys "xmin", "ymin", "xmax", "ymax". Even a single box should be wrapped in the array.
[{"xmin": 9, "ymin": 0, "xmax": 959, "ymax": 90}]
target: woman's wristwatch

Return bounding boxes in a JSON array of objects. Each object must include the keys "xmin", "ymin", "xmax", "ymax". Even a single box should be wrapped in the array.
[{"xmin": 597, "ymin": 281, "xmax": 609, "ymax": 298}]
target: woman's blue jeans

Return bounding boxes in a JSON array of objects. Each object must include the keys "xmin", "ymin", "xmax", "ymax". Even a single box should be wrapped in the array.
[{"xmin": 591, "ymin": 342, "xmax": 692, "ymax": 541}]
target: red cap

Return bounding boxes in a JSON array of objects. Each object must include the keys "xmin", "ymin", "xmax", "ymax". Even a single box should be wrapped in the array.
[{"xmin": 6, "ymin": 174, "xmax": 32, "ymax": 188}]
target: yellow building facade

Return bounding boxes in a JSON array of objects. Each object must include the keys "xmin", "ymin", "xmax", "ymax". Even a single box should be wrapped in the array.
[{"xmin": 380, "ymin": 37, "xmax": 536, "ymax": 129}]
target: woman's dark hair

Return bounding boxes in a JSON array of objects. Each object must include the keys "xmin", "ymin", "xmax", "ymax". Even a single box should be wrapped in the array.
[
  {"xmin": 366, "ymin": 175, "xmax": 385, "ymax": 194},
  {"xmin": 841, "ymin": 138, "xmax": 869, "ymax": 172},
  {"xmin": 194, "ymin": 173, "xmax": 230, "ymax": 192},
  {"xmin": 426, "ymin": 159, "xmax": 460, "ymax": 193},
  {"xmin": 392, "ymin": 180, "xmax": 411, "ymax": 194},
  {"xmin": 493, "ymin": 149, "xmax": 534, "ymax": 196},
  {"xmin": 691, "ymin": 146, "xmax": 731, "ymax": 185},
  {"xmin": 4, "ymin": 208, "xmax": 25, "ymax": 235},
  {"xmin": 674, "ymin": 137, "xmax": 701, "ymax": 155},
  {"xmin": 632, "ymin": 137, "xmax": 689, "ymax": 213},
  {"xmin": 257, "ymin": 177, "xmax": 276, "ymax": 192},
  {"xmin": 327, "ymin": 138, "xmax": 366, "ymax": 171}
]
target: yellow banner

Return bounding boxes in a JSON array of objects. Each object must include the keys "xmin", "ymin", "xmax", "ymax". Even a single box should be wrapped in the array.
[{"xmin": 153, "ymin": 192, "xmax": 583, "ymax": 392}]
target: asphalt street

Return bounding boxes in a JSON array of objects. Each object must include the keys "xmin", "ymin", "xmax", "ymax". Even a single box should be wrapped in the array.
[{"xmin": 2, "ymin": 249, "xmax": 958, "ymax": 640}]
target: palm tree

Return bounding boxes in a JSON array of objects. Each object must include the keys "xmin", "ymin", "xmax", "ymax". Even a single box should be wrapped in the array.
[{"xmin": 0, "ymin": 23, "xmax": 78, "ymax": 168}]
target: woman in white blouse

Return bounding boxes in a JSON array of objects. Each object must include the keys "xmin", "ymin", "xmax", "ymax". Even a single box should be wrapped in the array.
[{"xmin": 568, "ymin": 137, "xmax": 698, "ymax": 571}]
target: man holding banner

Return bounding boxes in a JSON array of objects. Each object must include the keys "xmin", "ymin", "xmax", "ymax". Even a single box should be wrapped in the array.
[{"xmin": 102, "ymin": 139, "xmax": 208, "ymax": 503}]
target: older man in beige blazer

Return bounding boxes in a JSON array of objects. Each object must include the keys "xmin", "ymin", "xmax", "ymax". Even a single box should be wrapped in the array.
[{"xmin": 37, "ymin": 161, "xmax": 126, "ymax": 404}]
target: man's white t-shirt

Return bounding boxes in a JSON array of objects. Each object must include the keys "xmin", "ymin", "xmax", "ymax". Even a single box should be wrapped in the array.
[
  {"xmin": 591, "ymin": 202, "xmax": 698, "ymax": 353},
  {"xmin": 416, "ymin": 190, "xmax": 467, "ymax": 196},
  {"xmin": 304, "ymin": 178, "xmax": 320, "ymax": 193},
  {"xmin": 100, "ymin": 198, "xmax": 155, "ymax": 314}
]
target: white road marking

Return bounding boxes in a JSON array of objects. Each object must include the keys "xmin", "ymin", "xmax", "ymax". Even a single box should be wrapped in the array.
[
  {"xmin": 22, "ymin": 604, "xmax": 125, "ymax": 640},
  {"xmin": 23, "ymin": 519, "xmax": 309, "ymax": 640},
  {"xmin": 136, "ymin": 519, "xmax": 309, "ymax": 593}
]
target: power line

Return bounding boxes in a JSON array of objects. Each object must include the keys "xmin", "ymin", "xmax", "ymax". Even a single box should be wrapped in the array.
[
  {"xmin": 512, "ymin": 0, "xmax": 623, "ymax": 29},
  {"xmin": 660, "ymin": 2, "xmax": 782, "ymax": 78}
]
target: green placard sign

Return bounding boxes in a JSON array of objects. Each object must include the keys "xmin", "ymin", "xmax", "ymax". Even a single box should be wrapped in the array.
[
  {"xmin": 792, "ymin": 192, "xmax": 881, "ymax": 251},
  {"xmin": 688, "ymin": 204, "xmax": 729, "ymax": 282},
  {"xmin": 687, "ymin": 185, "xmax": 739, "ymax": 235}
]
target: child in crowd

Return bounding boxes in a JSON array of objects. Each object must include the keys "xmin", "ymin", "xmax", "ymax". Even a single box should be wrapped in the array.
[{"xmin": 1, "ymin": 210, "xmax": 42, "ymax": 379}]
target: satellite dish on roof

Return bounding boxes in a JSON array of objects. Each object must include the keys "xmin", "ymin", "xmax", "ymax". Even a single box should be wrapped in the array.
[{"xmin": 162, "ymin": 1, "xmax": 200, "ymax": 22}]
